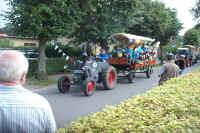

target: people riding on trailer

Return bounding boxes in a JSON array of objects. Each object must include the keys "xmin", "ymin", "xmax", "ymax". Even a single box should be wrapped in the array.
[
  {"xmin": 108, "ymin": 33, "xmax": 158, "ymax": 82},
  {"xmin": 124, "ymin": 45, "xmax": 134, "ymax": 64},
  {"xmin": 113, "ymin": 41, "xmax": 153, "ymax": 65}
]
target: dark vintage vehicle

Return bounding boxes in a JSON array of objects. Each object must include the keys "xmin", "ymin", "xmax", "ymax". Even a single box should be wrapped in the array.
[
  {"xmin": 175, "ymin": 45, "xmax": 197, "ymax": 67},
  {"xmin": 182, "ymin": 45, "xmax": 198, "ymax": 65},
  {"xmin": 57, "ymin": 44, "xmax": 117, "ymax": 96},
  {"xmin": 175, "ymin": 48, "xmax": 189, "ymax": 67},
  {"xmin": 108, "ymin": 33, "xmax": 159, "ymax": 83}
]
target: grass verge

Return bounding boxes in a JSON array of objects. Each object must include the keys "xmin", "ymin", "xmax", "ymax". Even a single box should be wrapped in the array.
[
  {"xmin": 25, "ymin": 73, "xmax": 72, "ymax": 89},
  {"xmin": 26, "ymin": 77, "xmax": 58, "ymax": 87}
]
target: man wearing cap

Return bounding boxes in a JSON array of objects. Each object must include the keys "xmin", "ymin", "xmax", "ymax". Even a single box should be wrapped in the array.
[{"xmin": 159, "ymin": 53, "xmax": 179, "ymax": 86}]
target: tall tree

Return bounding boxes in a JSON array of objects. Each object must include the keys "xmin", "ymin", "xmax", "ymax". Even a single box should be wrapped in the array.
[
  {"xmin": 0, "ymin": 23, "xmax": 17, "ymax": 36},
  {"xmin": 192, "ymin": 0, "xmax": 200, "ymax": 21},
  {"xmin": 183, "ymin": 28, "xmax": 200, "ymax": 46},
  {"xmin": 5, "ymin": 0, "xmax": 72, "ymax": 80},
  {"xmin": 67, "ymin": 0, "xmax": 143, "ymax": 49},
  {"xmin": 127, "ymin": 1, "xmax": 182, "ymax": 62}
]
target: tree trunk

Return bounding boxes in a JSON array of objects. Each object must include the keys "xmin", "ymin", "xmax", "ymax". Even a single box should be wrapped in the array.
[
  {"xmin": 160, "ymin": 45, "xmax": 164, "ymax": 64},
  {"xmin": 37, "ymin": 40, "xmax": 48, "ymax": 80}
]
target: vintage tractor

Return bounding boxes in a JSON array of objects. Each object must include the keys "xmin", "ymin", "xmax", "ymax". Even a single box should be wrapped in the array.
[{"xmin": 57, "ymin": 44, "xmax": 117, "ymax": 96}]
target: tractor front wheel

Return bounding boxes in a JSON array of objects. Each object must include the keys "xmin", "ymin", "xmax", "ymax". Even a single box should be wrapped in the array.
[
  {"xmin": 58, "ymin": 76, "xmax": 70, "ymax": 93},
  {"xmin": 83, "ymin": 78, "xmax": 96, "ymax": 96}
]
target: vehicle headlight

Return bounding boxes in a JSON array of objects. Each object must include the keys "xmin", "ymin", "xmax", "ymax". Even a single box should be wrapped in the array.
[{"xmin": 92, "ymin": 62, "xmax": 97, "ymax": 68}]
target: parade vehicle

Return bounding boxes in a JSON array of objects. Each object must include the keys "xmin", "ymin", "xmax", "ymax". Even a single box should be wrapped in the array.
[
  {"xmin": 57, "ymin": 44, "xmax": 117, "ymax": 96},
  {"xmin": 108, "ymin": 33, "xmax": 159, "ymax": 83},
  {"xmin": 175, "ymin": 45, "xmax": 197, "ymax": 67},
  {"xmin": 182, "ymin": 45, "xmax": 198, "ymax": 65},
  {"xmin": 175, "ymin": 48, "xmax": 190, "ymax": 67}
]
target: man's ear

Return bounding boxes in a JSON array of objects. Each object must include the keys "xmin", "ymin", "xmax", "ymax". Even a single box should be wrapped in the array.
[{"xmin": 20, "ymin": 72, "xmax": 26, "ymax": 84}]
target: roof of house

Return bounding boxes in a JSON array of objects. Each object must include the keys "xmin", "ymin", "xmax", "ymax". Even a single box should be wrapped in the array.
[
  {"xmin": 0, "ymin": 34, "xmax": 8, "ymax": 37},
  {"xmin": 0, "ymin": 35, "xmax": 36, "ymax": 40}
]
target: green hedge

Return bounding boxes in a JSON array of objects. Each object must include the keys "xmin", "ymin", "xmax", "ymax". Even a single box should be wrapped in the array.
[
  {"xmin": 27, "ymin": 58, "xmax": 67, "ymax": 77},
  {"xmin": 56, "ymin": 69, "xmax": 200, "ymax": 133},
  {"xmin": 14, "ymin": 46, "xmax": 38, "ymax": 51},
  {"xmin": 0, "ymin": 38, "xmax": 14, "ymax": 48}
]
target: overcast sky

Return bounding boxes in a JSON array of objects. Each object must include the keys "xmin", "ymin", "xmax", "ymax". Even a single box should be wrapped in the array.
[
  {"xmin": 0, "ymin": 0, "xmax": 198, "ymax": 35},
  {"xmin": 0, "ymin": 0, "xmax": 8, "ymax": 28},
  {"xmin": 161, "ymin": 0, "xmax": 198, "ymax": 35}
]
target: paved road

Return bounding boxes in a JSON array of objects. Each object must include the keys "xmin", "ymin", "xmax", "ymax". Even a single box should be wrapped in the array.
[{"xmin": 35, "ymin": 62, "xmax": 200, "ymax": 129}]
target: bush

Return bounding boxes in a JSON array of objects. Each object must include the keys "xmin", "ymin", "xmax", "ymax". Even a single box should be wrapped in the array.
[
  {"xmin": 46, "ymin": 58, "xmax": 67, "ymax": 75},
  {"xmin": 27, "ymin": 58, "xmax": 67, "ymax": 77},
  {"xmin": 27, "ymin": 59, "xmax": 38, "ymax": 77},
  {"xmin": 56, "ymin": 69, "xmax": 200, "ymax": 133}
]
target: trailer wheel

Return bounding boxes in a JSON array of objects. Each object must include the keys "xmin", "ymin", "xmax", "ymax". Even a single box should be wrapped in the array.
[
  {"xmin": 58, "ymin": 76, "xmax": 70, "ymax": 93},
  {"xmin": 102, "ymin": 66, "xmax": 117, "ymax": 90},
  {"xmin": 146, "ymin": 67, "xmax": 151, "ymax": 78},
  {"xmin": 128, "ymin": 72, "xmax": 135, "ymax": 83},
  {"xmin": 150, "ymin": 66, "xmax": 153, "ymax": 74},
  {"xmin": 83, "ymin": 78, "xmax": 96, "ymax": 96}
]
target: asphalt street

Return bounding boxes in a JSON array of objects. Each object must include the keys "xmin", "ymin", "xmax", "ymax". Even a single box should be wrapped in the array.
[{"xmin": 35, "ymin": 62, "xmax": 200, "ymax": 129}]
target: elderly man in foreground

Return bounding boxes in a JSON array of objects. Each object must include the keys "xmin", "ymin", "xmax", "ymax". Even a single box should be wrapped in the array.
[{"xmin": 0, "ymin": 50, "xmax": 56, "ymax": 133}]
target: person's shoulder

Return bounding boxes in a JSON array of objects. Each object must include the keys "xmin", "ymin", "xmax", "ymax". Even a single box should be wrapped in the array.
[{"xmin": 21, "ymin": 89, "xmax": 50, "ymax": 108}]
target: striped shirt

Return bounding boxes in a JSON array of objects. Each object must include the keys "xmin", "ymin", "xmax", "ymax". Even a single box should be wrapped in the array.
[{"xmin": 0, "ymin": 85, "xmax": 57, "ymax": 133}]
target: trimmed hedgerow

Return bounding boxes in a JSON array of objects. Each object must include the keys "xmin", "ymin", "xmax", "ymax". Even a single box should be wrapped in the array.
[
  {"xmin": 27, "ymin": 58, "xmax": 67, "ymax": 77},
  {"xmin": 56, "ymin": 69, "xmax": 200, "ymax": 133}
]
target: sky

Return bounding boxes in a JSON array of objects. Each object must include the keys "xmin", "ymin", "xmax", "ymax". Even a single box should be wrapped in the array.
[
  {"xmin": 161, "ymin": 0, "xmax": 198, "ymax": 35},
  {"xmin": 0, "ymin": 0, "xmax": 198, "ymax": 35},
  {"xmin": 0, "ymin": 0, "xmax": 8, "ymax": 28}
]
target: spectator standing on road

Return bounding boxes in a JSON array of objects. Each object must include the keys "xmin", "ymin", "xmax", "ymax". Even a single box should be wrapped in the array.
[
  {"xmin": 159, "ymin": 53, "xmax": 179, "ymax": 86},
  {"xmin": 0, "ymin": 50, "xmax": 56, "ymax": 133}
]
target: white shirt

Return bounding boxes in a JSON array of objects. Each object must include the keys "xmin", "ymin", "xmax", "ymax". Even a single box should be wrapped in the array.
[{"xmin": 0, "ymin": 85, "xmax": 56, "ymax": 133}]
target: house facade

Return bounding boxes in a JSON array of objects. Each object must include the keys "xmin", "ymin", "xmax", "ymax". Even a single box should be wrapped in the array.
[{"xmin": 0, "ymin": 35, "xmax": 39, "ymax": 47}]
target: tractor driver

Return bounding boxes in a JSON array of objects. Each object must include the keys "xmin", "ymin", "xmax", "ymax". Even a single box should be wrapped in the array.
[{"xmin": 98, "ymin": 48, "xmax": 109, "ymax": 62}]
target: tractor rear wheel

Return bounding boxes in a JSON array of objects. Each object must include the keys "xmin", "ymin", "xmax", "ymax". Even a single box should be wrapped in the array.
[
  {"xmin": 102, "ymin": 66, "xmax": 117, "ymax": 90},
  {"xmin": 58, "ymin": 76, "xmax": 70, "ymax": 93},
  {"xmin": 83, "ymin": 78, "xmax": 96, "ymax": 96}
]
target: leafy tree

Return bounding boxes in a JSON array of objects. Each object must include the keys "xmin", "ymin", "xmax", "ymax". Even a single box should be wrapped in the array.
[
  {"xmin": 127, "ymin": 1, "xmax": 182, "ymax": 63},
  {"xmin": 5, "ymin": 0, "xmax": 72, "ymax": 80},
  {"xmin": 0, "ymin": 23, "xmax": 17, "ymax": 36},
  {"xmin": 192, "ymin": 0, "xmax": 200, "ymax": 21},
  {"xmin": 67, "ymin": 0, "xmax": 143, "ymax": 50},
  {"xmin": 183, "ymin": 28, "xmax": 200, "ymax": 46}
]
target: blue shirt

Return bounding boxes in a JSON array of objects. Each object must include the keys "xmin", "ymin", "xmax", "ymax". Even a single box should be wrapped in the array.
[
  {"xmin": 98, "ymin": 53, "xmax": 109, "ymax": 62},
  {"xmin": 0, "ymin": 85, "xmax": 56, "ymax": 133},
  {"xmin": 124, "ymin": 49, "xmax": 133, "ymax": 55}
]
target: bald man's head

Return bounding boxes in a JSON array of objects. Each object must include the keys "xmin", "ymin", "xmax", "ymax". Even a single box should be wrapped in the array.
[{"xmin": 0, "ymin": 50, "xmax": 28, "ymax": 84}]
